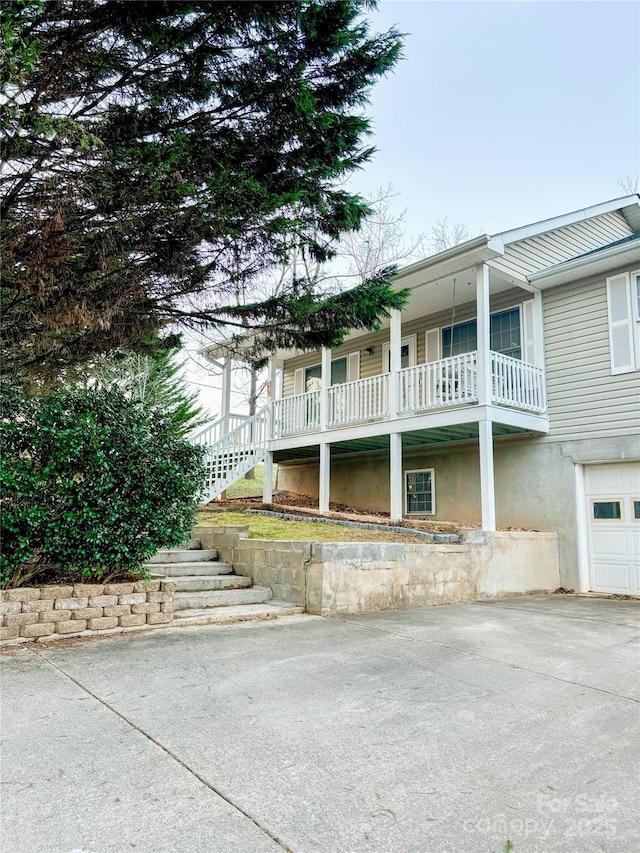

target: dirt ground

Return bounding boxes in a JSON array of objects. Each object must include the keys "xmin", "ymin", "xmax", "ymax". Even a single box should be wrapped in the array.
[
  {"xmin": 208, "ymin": 491, "xmax": 465, "ymax": 534},
  {"xmin": 206, "ymin": 491, "xmax": 538, "ymax": 534}
]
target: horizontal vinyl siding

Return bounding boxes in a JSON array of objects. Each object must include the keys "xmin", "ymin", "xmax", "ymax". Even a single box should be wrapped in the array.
[
  {"xmin": 542, "ymin": 266, "xmax": 640, "ymax": 441},
  {"xmin": 281, "ymin": 288, "xmax": 527, "ymax": 395},
  {"xmin": 491, "ymin": 211, "xmax": 632, "ymax": 279}
]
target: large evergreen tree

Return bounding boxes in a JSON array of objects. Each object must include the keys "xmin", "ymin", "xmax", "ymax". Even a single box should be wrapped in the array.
[{"xmin": 1, "ymin": 0, "xmax": 407, "ymax": 381}]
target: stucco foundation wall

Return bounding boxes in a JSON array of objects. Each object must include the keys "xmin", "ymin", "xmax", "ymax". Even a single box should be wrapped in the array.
[
  {"xmin": 193, "ymin": 526, "xmax": 559, "ymax": 616},
  {"xmin": 466, "ymin": 531, "xmax": 560, "ymax": 598},
  {"xmin": 277, "ymin": 434, "xmax": 638, "ymax": 590}
]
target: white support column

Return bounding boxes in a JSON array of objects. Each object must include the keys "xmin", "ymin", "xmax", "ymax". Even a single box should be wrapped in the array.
[
  {"xmin": 388, "ymin": 308, "xmax": 402, "ymax": 417},
  {"xmin": 389, "ymin": 432, "xmax": 403, "ymax": 522},
  {"xmin": 218, "ymin": 357, "xmax": 233, "ymax": 501},
  {"xmin": 268, "ymin": 357, "xmax": 278, "ymax": 400},
  {"xmin": 476, "ymin": 263, "xmax": 491, "ymax": 405},
  {"xmin": 320, "ymin": 346, "xmax": 331, "ymax": 431},
  {"xmin": 533, "ymin": 287, "xmax": 545, "ymax": 367},
  {"xmin": 221, "ymin": 357, "xmax": 232, "ymax": 434},
  {"xmin": 263, "ymin": 355, "xmax": 277, "ymax": 503},
  {"xmin": 479, "ymin": 418, "xmax": 496, "ymax": 531},
  {"xmin": 319, "ymin": 443, "xmax": 330, "ymax": 513},
  {"xmin": 262, "ymin": 451, "xmax": 274, "ymax": 504},
  {"xmin": 267, "ymin": 357, "xmax": 278, "ymax": 440}
]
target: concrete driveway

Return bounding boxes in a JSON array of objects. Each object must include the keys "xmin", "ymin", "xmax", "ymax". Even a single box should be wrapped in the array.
[{"xmin": 1, "ymin": 596, "xmax": 638, "ymax": 853}]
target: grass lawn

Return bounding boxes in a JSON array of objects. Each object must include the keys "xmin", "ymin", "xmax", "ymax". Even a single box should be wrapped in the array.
[
  {"xmin": 196, "ymin": 509, "xmax": 431, "ymax": 544},
  {"xmin": 224, "ymin": 464, "xmax": 277, "ymax": 499}
]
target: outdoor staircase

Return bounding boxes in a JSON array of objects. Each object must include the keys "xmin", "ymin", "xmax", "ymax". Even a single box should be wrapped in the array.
[
  {"xmin": 189, "ymin": 407, "xmax": 270, "ymax": 502},
  {"xmin": 145, "ymin": 539, "xmax": 303, "ymax": 627}
]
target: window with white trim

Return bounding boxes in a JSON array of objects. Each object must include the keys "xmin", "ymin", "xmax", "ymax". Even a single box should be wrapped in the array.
[
  {"xmin": 405, "ymin": 468, "xmax": 435, "ymax": 515},
  {"xmin": 305, "ymin": 357, "xmax": 347, "ymax": 391},
  {"xmin": 383, "ymin": 334, "xmax": 417, "ymax": 372},
  {"xmin": 294, "ymin": 352, "xmax": 360, "ymax": 395},
  {"xmin": 606, "ymin": 271, "xmax": 640, "ymax": 374},
  {"xmin": 441, "ymin": 306, "xmax": 525, "ymax": 360}
]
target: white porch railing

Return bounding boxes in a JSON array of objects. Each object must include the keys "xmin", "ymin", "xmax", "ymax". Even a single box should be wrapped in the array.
[
  {"xmin": 192, "ymin": 407, "xmax": 269, "ymax": 502},
  {"xmin": 272, "ymin": 390, "xmax": 321, "ymax": 438},
  {"xmin": 399, "ymin": 352, "xmax": 478, "ymax": 413},
  {"xmin": 490, "ymin": 352, "xmax": 546, "ymax": 412},
  {"xmin": 328, "ymin": 374, "xmax": 390, "ymax": 427},
  {"xmin": 189, "ymin": 412, "xmax": 252, "ymax": 448},
  {"xmin": 270, "ymin": 351, "xmax": 546, "ymax": 438}
]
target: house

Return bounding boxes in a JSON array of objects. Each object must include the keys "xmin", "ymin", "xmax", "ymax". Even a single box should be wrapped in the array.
[{"xmin": 197, "ymin": 195, "xmax": 640, "ymax": 596}]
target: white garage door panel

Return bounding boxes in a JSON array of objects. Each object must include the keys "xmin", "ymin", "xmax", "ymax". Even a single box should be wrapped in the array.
[
  {"xmin": 583, "ymin": 462, "xmax": 640, "ymax": 595},
  {"xmin": 589, "ymin": 529, "xmax": 630, "ymax": 557},
  {"xmin": 585, "ymin": 466, "xmax": 626, "ymax": 491},
  {"xmin": 591, "ymin": 563, "xmax": 630, "ymax": 593},
  {"xmin": 586, "ymin": 464, "xmax": 640, "ymax": 492}
]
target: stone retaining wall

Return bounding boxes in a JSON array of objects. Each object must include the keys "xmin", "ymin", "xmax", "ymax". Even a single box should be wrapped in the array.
[
  {"xmin": 193, "ymin": 525, "xmax": 309, "ymax": 605},
  {"xmin": 0, "ymin": 580, "xmax": 175, "ymax": 644},
  {"xmin": 191, "ymin": 525, "xmax": 560, "ymax": 616}
]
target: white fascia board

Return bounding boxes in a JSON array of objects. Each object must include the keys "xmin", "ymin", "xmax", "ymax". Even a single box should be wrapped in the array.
[
  {"xmin": 268, "ymin": 406, "xmax": 549, "ymax": 452},
  {"xmin": 198, "ymin": 335, "xmax": 259, "ymax": 364},
  {"xmin": 394, "ymin": 236, "xmax": 503, "ymax": 288},
  {"xmin": 493, "ymin": 195, "xmax": 640, "ymax": 246},
  {"xmin": 198, "ymin": 343, "xmax": 230, "ymax": 363},
  {"xmin": 395, "ymin": 235, "xmax": 490, "ymax": 277},
  {"xmin": 529, "ymin": 240, "xmax": 640, "ymax": 289}
]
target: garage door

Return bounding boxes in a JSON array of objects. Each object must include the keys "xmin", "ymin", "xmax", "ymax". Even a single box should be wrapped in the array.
[{"xmin": 584, "ymin": 462, "xmax": 640, "ymax": 595}]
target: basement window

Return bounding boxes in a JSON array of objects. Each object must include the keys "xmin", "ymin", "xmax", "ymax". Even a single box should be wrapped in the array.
[{"xmin": 406, "ymin": 468, "xmax": 435, "ymax": 515}]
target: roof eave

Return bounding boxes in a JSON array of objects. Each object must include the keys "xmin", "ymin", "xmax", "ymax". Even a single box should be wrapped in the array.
[
  {"xmin": 529, "ymin": 240, "xmax": 640, "ymax": 289},
  {"xmin": 493, "ymin": 195, "xmax": 640, "ymax": 246},
  {"xmin": 393, "ymin": 235, "xmax": 504, "ymax": 287}
]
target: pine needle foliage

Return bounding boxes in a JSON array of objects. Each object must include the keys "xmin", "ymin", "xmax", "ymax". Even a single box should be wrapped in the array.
[
  {"xmin": 82, "ymin": 347, "xmax": 207, "ymax": 437},
  {"xmin": 1, "ymin": 0, "xmax": 407, "ymax": 380}
]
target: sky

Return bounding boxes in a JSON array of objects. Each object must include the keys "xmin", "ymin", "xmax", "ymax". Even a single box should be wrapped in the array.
[
  {"xmin": 185, "ymin": 0, "xmax": 640, "ymax": 417},
  {"xmin": 347, "ymin": 0, "xmax": 640, "ymax": 238}
]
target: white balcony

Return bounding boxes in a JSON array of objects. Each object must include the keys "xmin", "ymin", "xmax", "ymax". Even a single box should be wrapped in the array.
[{"xmin": 271, "ymin": 351, "xmax": 546, "ymax": 439}]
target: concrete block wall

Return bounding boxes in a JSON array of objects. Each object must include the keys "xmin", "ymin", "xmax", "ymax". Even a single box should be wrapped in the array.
[
  {"xmin": 314, "ymin": 542, "xmax": 476, "ymax": 615},
  {"xmin": 192, "ymin": 525, "xmax": 309, "ymax": 605},
  {"xmin": 0, "ymin": 580, "xmax": 176, "ymax": 645},
  {"xmin": 192, "ymin": 526, "xmax": 560, "ymax": 616}
]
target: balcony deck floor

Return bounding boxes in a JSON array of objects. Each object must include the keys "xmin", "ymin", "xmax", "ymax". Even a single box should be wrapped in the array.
[{"xmin": 273, "ymin": 421, "xmax": 537, "ymax": 463}]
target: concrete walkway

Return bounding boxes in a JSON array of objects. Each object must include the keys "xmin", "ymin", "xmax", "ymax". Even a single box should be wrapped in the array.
[{"xmin": 1, "ymin": 596, "xmax": 638, "ymax": 853}]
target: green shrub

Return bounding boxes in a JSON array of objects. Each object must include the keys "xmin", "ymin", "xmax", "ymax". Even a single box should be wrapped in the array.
[{"xmin": 0, "ymin": 384, "xmax": 205, "ymax": 587}]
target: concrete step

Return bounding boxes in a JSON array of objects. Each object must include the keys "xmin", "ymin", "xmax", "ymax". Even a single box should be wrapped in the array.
[
  {"xmin": 148, "ymin": 562, "xmax": 233, "ymax": 577},
  {"xmin": 146, "ymin": 549, "xmax": 219, "ymax": 564},
  {"xmin": 174, "ymin": 585, "xmax": 273, "ymax": 611},
  {"xmin": 170, "ymin": 575, "xmax": 252, "ymax": 592},
  {"xmin": 171, "ymin": 602, "xmax": 305, "ymax": 627}
]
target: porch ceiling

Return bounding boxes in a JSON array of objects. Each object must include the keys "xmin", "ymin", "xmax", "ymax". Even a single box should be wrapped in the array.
[
  {"xmin": 203, "ymin": 255, "xmax": 528, "ymax": 364},
  {"xmin": 273, "ymin": 422, "xmax": 535, "ymax": 464},
  {"xmin": 275, "ymin": 264, "xmax": 529, "ymax": 360},
  {"xmin": 377, "ymin": 264, "xmax": 525, "ymax": 330}
]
